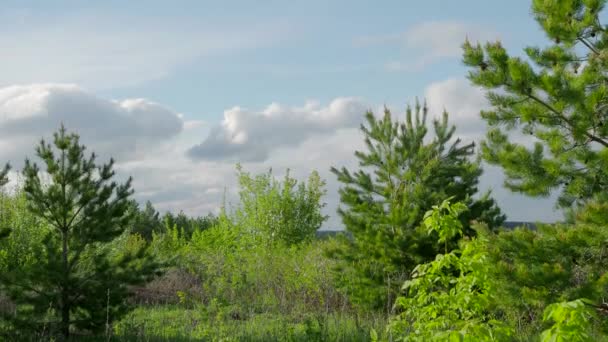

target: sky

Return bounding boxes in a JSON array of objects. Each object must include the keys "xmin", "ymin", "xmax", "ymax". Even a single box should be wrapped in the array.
[{"xmin": 0, "ymin": 0, "xmax": 564, "ymax": 228}]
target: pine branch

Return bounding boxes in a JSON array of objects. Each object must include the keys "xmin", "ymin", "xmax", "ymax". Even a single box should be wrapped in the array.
[
  {"xmin": 526, "ymin": 93, "xmax": 608, "ymax": 148},
  {"xmin": 578, "ymin": 37, "xmax": 600, "ymax": 55}
]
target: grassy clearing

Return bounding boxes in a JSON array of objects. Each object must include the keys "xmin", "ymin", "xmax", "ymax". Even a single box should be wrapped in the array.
[{"xmin": 111, "ymin": 305, "xmax": 385, "ymax": 341}]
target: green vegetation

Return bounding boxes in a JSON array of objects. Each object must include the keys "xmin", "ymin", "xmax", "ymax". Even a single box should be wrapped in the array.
[
  {"xmin": 231, "ymin": 164, "xmax": 327, "ymax": 246},
  {"xmin": 0, "ymin": 126, "xmax": 161, "ymax": 339},
  {"xmin": 0, "ymin": 164, "xmax": 11, "ymax": 240},
  {"xmin": 327, "ymin": 103, "xmax": 504, "ymax": 311},
  {"xmin": 388, "ymin": 200, "xmax": 513, "ymax": 341},
  {"xmin": 2, "ymin": 0, "xmax": 608, "ymax": 340},
  {"xmin": 463, "ymin": 0, "xmax": 608, "ymax": 209}
]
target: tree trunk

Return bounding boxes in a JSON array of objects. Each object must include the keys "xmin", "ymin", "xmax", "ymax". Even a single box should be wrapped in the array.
[
  {"xmin": 61, "ymin": 231, "xmax": 70, "ymax": 340},
  {"xmin": 61, "ymin": 298, "xmax": 69, "ymax": 339}
]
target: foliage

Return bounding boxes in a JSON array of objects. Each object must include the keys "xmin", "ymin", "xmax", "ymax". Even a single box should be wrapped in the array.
[
  {"xmin": 0, "ymin": 163, "xmax": 11, "ymax": 240},
  {"xmin": 231, "ymin": 164, "xmax": 328, "ymax": 246},
  {"xmin": 328, "ymin": 103, "xmax": 504, "ymax": 310},
  {"xmin": 485, "ymin": 222, "xmax": 608, "ymax": 338},
  {"xmin": 5, "ymin": 1, "xmax": 608, "ymax": 340},
  {"xmin": 0, "ymin": 163, "xmax": 8, "ymax": 188},
  {"xmin": 388, "ymin": 200, "xmax": 513, "ymax": 341},
  {"xmin": 566, "ymin": 191, "xmax": 608, "ymax": 226},
  {"xmin": 114, "ymin": 306, "xmax": 385, "ymax": 341},
  {"xmin": 0, "ymin": 125, "xmax": 161, "ymax": 339},
  {"xmin": 127, "ymin": 200, "xmax": 164, "ymax": 241},
  {"xmin": 127, "ymin": 200, "xmax": 217, "ymax": 241},
  {"xmin": 423, "ymin": 199, "xmax": 468, "ymax": 254},
  {"xmin": 460, "ymin": 1, "xmax": 608, "ymax": 338},
  {"xmin": 462, "ymin": 0, "xmax": 608, "ymax": 208},
  {"xmin": 541, "ymin": 299, "xmax": 597, "ymax": 342},
  {"xmin": 144, "ymin": 177, "xmax": 348, "ymax": 325},
  {"xmin": 143, "ymin": 165, "xmax": 334, "ymax": 317},
  {"xmin": 161, "ymin": 210, "xmax": 218, "ymax": 240},
  {"xmin": 177, "ymin": 224, "xmax": 347, "ymax": 316},
  {"xmin": 0, "ymin": 191, "xmax": 48, "ymax": 272}
]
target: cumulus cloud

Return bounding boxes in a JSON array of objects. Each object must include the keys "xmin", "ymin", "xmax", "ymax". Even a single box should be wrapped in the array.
[
  {"xmin": 187, "ymin": 98, "xmax": 369, "ymax": 162},
  {"xmin": 181, "ymin": 83, "xmax": 560, "ymax": 224},
  {"xmin": 0, "ymin": 81, "xmax": 561, "ymax": 227},
  {"xmin": 424, "ymin": 78, "xmax": 489, "ymax": 136},
  {"xmin": 423, "ymin": 78, "xmax": 539, "ymax": 147},
  {"xmin": 117, "ymin": 156, "xmax": 235, "ymax": 217},
  {"xmin": 0, "ymin": 84, "xmax": 183, "ymax": 166}
]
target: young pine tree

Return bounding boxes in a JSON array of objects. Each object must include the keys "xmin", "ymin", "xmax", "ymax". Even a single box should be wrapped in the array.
[
  {"xmin": 0, "ymin": 126, "xmax": 160, "ymax": 339},
  {"xmin": 463, "ymin": 0, "xmax": 608, "ymax": 209},
  {"xmin": 129, "ymin": 200, "xmax": 164, "ymax": 240},
  {"xmin": 328, "ymin": 103, "xmax": 504, "ymax": 310}
]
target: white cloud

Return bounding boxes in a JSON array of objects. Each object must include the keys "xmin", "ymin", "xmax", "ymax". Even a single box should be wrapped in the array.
[
  {"xmin": 424, "ymin": 78, "xmax": 489, "ymax": 137},
  {"xmin": 266, "ymin": 127, "xmax": 365, "ymax": 229},
  {"xmin": 357, "ymin": 21, "xmax": 500, "ymax": 71},
  {"xmin": 0, "ymin": 84, "xmax": 183, "ymax": 166},
  {"xmin": 405, "ymin": 21, "xmax": 490, "ymax": 58},
  {"xmin": 423, "ymin": 78, "xmax": 539, "ymax": 146},
  {"xmin": 179, "ymin": 86, "xmax": 561, "ymax": 224},
  {"xmin": 0, "ymin": 12, "xmax": 289, "ymax": 89},
  {"xmin": 117, "ymin": 156, "xmax": 235, "ymax": 217},
  {"xmin": 136, "ymin": 126, "xmax": 365, "ymax": 228},
  {"xmin": 0, "ymin": 81, "xmax": 561, "ymax": 228},
  {"xmin": 187, "ymin": 98, "xmax": 369, "ymax": 162},
  {"xmin": 183, "ymin": 85, "xmax": 561, "ymax": 225}
]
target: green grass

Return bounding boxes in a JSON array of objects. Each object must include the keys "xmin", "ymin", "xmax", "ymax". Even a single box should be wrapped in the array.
[{"xmin": 110, "ymin": 305, "xmax": 385, "ymax": 341}]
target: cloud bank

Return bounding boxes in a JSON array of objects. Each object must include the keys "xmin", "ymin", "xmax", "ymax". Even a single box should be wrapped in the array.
[
  {"xmin": 0, "ymin": 84, "xmax": 183, "ymax": 165},
  {"xmin": 0, "ymin": 81, "xmax": 561, "ymax": 227},
  {"xmin": 187, "ymin": 98, "xmax": 369, "ymax": 162}
]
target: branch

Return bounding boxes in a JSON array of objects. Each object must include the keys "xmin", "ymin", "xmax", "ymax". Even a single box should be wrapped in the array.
[
  {"xmin": 527, "ymin": 94, "xmax": 608, "ymax": 148},
  {"xmin": 39, "ymin": 196, "xmax": 66, "ymax": 232},
  {"xmin": 578, "ymin": 37, "xmax": 600, "ymax": 55}
]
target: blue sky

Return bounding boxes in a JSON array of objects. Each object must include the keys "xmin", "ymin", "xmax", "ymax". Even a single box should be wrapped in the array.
[
  {"xmin": 105, "ymin": 0, "xmax": 542, "ymax": 116},
  {"xmin": 3, "ymin": 0, "xmax": 544, "ymax": 114},
  {"xmin": 0, "ymin": 0, "xmax": 563, "ymax": 227}
]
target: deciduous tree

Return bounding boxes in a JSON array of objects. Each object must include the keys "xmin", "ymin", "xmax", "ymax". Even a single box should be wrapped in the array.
[{"xmin": 233, "ymin": 165, "xmax": 328, "ymax": 245}]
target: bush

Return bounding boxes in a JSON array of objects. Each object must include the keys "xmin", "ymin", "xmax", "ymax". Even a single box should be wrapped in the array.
[
  {"xmin": 232, "ymin": 164, "xmax": 328, "ymax": 246},
  {"xmin": 177, "ymin": 222, "xmax": 348, "ymax": 316},
  {"xmin": 388, "ymin": 200, "xmax": 513, "ymax": 341}
]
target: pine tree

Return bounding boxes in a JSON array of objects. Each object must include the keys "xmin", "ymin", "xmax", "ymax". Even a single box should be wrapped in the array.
[
  {"xmin": 129, "ymin": 200, "xmax": 164, "ymax": 240},
  {"xmin": 0, "ymin": 126, "xmax": 160, "ymax": 339},
  {"xmin": 328, "ymin": 103, "xmax": 504, "ymax": 310},
  {"xmin": 161, "ymin": 210, "xmax": 218, "ymax": 239},
  {"xmin": 462, "ymin": 0, "xmax": 608, "ymax": 208}
]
